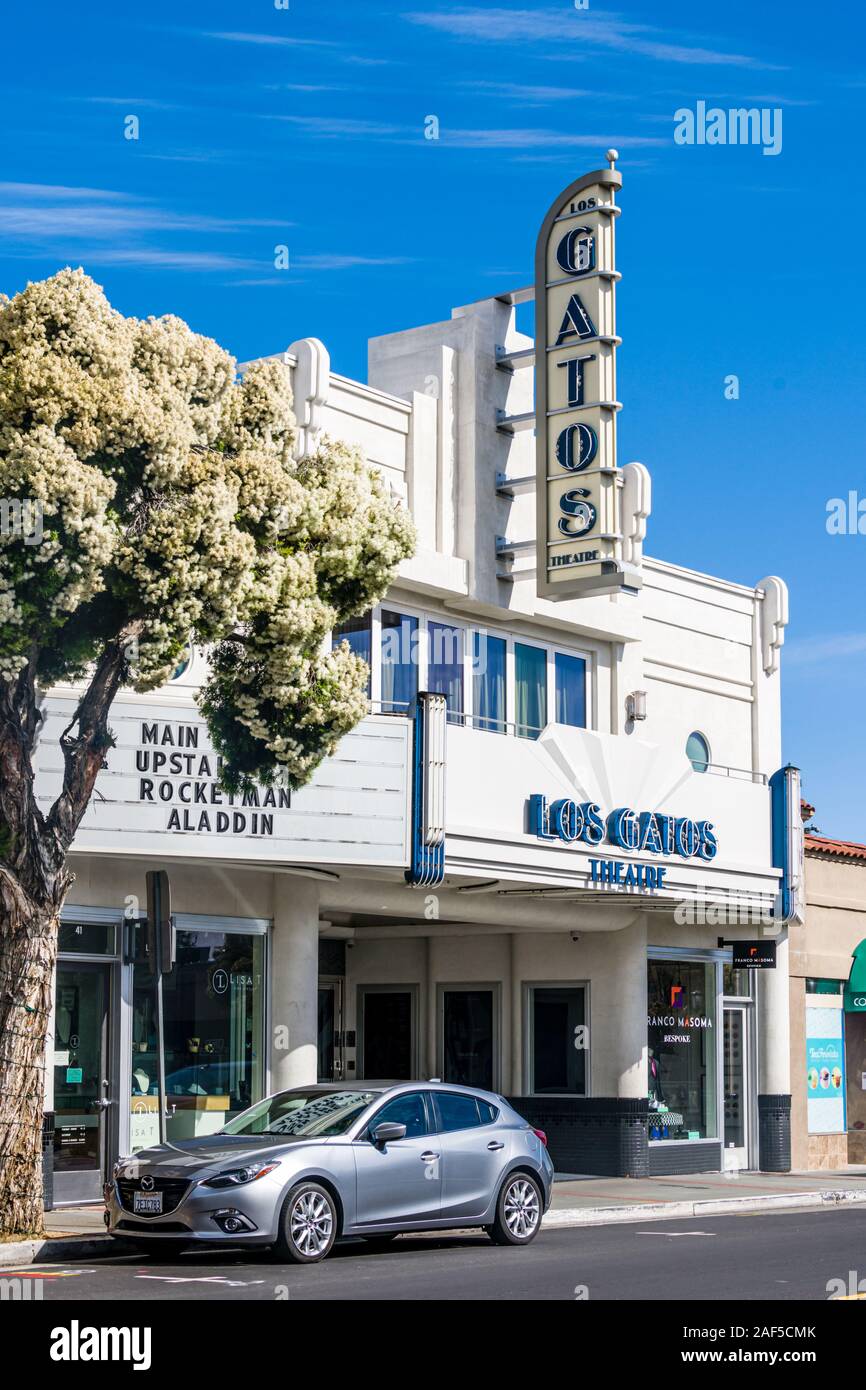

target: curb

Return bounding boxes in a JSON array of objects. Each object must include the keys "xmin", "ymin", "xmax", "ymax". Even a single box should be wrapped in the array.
[
  {"xmin": 0, "ymin": 1235, "xmax": 124, "ymax": 1268},
  {"xmin": 543, "ymin": 1188, "xmax": 866, "ymax": 1230}
]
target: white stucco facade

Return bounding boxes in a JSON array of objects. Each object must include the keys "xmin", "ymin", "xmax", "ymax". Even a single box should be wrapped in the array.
[{"xmin": 41, "ymin": 287, "xmax": 798, "ymax": 1201}]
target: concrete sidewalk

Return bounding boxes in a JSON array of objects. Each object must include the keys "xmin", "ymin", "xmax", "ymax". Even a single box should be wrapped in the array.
[
  {"xmin": 544, "ymin": 1166, "xmax": 866, "ymax": 1228},
  {"xmin": 2, "ymin": 1166, "xmax": 866, "ymax": 1266}
]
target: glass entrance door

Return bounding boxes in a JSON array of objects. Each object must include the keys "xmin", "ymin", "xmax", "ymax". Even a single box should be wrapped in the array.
[
  {"xmin": 441, "ymin": 987, "xmax": 495, "ymax": 1089},
  {"xmin": 723, "ymin": 1006, "xmax": 751, "ymax": 1170},
  {"xmin": 53, "ymin": 962, "xmax": 112, "ymax": 1203},
  {"xmin": 318, "ymin": 979, "xmax": 344, "ymax": 1081},
  {"xmin": 360, "ymin": 988, "xmax": 416, "ymax": 1080}
]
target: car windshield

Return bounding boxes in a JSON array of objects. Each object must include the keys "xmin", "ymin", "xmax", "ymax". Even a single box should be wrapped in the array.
[{"xmin": 221, "ymin": 1089, "xmax": 381, "ymax": 1138}]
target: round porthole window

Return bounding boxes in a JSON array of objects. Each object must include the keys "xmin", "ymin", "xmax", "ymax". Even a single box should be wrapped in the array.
[{"xmin": 686, "ymin": 731, "xmax": 710, "ymax": 773}]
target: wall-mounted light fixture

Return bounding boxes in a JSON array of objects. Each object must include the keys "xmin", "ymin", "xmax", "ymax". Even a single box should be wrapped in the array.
[{"xmin": 626, "ymin": 690, "xmax": 647, "ymax": 722}]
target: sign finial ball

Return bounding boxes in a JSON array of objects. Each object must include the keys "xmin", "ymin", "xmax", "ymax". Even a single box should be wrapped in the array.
[{"xmin": 606, "ymin": 148, "xmax": 619, "ymax": 168}]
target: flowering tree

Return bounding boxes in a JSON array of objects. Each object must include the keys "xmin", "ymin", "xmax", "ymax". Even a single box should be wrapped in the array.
[{"xmin": 0, "ymin": 269, "xmax": 415, "ymax": 1234}]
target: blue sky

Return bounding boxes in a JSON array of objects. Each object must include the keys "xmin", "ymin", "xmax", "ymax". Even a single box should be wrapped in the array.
[{"xmin": 2, "ymin": 2, "xmax": 865, "ymax": 837}]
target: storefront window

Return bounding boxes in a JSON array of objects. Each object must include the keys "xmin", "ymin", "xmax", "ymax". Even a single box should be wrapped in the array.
[
  {"xmin": 131, "ymin": 927, "xmax": 265, "ymax": 1151},
  {"xmin": 647, "ymin": 959, "xmax": 717, "ymax": 1141},
  {"xmin": 723, "ymin": 965, "xmax": 753, "ymax": 998},
  {"xmin": 58, "ymin": 920, "xmax": 116, "ymax": 955}
]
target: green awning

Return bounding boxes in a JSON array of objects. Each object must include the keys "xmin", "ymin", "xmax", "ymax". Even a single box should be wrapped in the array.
[{"xmin": 843, "ymin": 940, "xmax": 866, "ymax": 1012}]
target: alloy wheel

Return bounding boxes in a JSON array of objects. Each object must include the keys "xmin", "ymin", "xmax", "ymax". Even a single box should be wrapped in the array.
[
  {"xmin": 290, "ymin": 1188, "xmax": 335, "ymax": 1257},
  {"xmin": 503, "ymin": 1178, "xmax": 540, "ymax": 1239}
]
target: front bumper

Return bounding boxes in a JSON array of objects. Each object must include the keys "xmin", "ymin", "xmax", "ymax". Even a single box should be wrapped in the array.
[{"xmin": 105, "ymin": 1173, "xmax": 284, "ymax": 1245}]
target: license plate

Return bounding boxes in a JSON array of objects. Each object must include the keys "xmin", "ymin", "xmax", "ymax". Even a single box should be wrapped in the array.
[{"xmin": 133, "ymin": 1192, "xmax": 163, "ymax": 1215}]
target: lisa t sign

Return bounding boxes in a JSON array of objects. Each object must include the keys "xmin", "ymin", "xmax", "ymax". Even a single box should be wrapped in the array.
[{"xmin": 535, "ymin": 155, "xmax": 629, "ymax": 598}]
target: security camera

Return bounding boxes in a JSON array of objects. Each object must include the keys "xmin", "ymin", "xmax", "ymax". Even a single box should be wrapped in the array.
[{"xmin": 571, "ymin": 932, "xmax": 581, "ymax": 943}]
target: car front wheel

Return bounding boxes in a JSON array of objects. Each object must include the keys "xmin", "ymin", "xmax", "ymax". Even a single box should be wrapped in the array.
[
  {"xmin": 275, "ymin": 1181, "xmax": 338, "ymax": 1264},
  {"xmin": 488, "ymin": 1173, "xmax": 542, "ymax": 1246}
]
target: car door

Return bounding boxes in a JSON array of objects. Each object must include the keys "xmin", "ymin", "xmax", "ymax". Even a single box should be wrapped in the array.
[
  {"xmin": 434, "ymin": 1092, "xmax": 504, "ymax": 1222},
  {"xmin": 351, "ymin": 1090, "xmax": 442, "ymax": 1228}
]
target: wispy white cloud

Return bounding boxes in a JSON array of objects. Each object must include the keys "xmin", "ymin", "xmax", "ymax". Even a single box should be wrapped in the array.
[
  {"xmin": 405, "ymin": 8, "xmax": 785, "ymax": 71},
  {"xmin": 267, "ymin": 113, "xmax": 661, "ymax": 150},
  {"xmin": 263, "ymin": 83, "xmax": 348, "ymax": 93},
  {"xmin": 430, "ymin": 127, "xmax": 665, "ymax": 149},
  {"xmin": 82, "ymin": 96, "xmax": 186, "ymax": 110},
  {"xmin": 785, "ymin": 634, "xmax": 866, "ymax": 667},
  {"xmin": 465, "ymin": 80, "xmax": 594, "ymax": 102},
  {"xmin": 203, "ymin": 30, "xmax": 334, "ymax": 49},
  {"xmin": 294, "ymin": 254, "xmax": 414, "ymax": 270},
  {"xmin": 0, "ymin": 182, "xmax": 134, "ymax": 202},
  {"xmin": 83, "ymin": 248, "xmax": 261, "ymax": 271},
  {"xmin": 0, "ymin": 184, "xmax": 287, "ymax": 274},
  {"xmin": 266, "ymin": 115, "xmax": 403, "ymax": 137}
]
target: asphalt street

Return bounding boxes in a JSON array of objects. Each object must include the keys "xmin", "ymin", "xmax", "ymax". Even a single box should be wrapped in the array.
[{"xmin": 10, "ymin": 1206, "xmax": 866, "ymax": 1302}]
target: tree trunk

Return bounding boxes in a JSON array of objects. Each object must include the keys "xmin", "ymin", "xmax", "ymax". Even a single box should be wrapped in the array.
[{"xmin": 0, "ymin": 870, "xmax": 68, "ymax": 1237}]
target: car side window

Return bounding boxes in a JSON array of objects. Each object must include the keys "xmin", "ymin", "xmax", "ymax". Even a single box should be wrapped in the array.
[
  {"xmin": 369, "ymin": 1091, "xmax": 428, "ymax": 1139},
  {"xmin": 435, "ymin": 1092, "xmax": 484, "ymax": 1133},
  {"xmin": 478, "ymin": 1101, "xmax": 499, "ymax": 1125}
]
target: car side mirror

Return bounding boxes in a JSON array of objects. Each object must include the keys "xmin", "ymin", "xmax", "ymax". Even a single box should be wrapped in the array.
[{"xmin": 371, "ymin": 1121, "xmax": 406, "ymax": 1147}]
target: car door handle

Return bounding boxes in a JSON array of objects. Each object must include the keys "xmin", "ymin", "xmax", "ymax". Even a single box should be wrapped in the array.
[
  {"xmin": 487, "ymin": 1141, "xmax": 505, "ymax": 1151},
  {"xmin": 420, "ymin": 1151, "xmax": 440, "ymax": 1162}
]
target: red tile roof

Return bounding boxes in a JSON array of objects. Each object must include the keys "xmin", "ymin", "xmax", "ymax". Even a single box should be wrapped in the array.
[{"xmin": 805, "ymin": 833, "xmax": 866, "ymax": 862}]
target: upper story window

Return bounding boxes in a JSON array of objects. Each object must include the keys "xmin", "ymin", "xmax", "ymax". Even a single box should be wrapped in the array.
[
  {"xmin": 428, "ymin": 622, "xmax": 464, "ymax": 723},
  {"xmin": 472, "ymin": 632, "xmax": 506, "ymax": 733},
  {"xmin": 555, "ymin": 652, "xmax": 587, "ymax": 730},
  {"xmin": 686, "ymin": 731, "xmax": 710, "ymax": 773},
  {"xmin": 332, "ymin": 612, "xmax": 372, "ymax": 696},
  {"xmin": 331, "ymin": 605, "xmax": 591, "ymax": 738},
  {"xmin": 515, "ymin": 642, "xmax": 547, "ymax": 740},
  {"xmin": 381, "ymin": 609, "xmax": 418, "ymax": 714}
]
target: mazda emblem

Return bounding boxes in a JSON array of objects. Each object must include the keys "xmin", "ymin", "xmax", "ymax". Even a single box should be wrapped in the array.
[{"xmin": 140, "ymin": 1175, "xmax": 155, "ymax": 1191}]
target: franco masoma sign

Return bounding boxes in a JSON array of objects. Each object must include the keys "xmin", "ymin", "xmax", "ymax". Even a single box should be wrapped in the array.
[{"xmin": 535, "ymin": 157, "xmax": 630, "ymax": 599}]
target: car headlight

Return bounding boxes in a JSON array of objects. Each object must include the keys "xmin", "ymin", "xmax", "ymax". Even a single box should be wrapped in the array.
[{"xmin": 200, "ymin": 1161, "xmax": 280, "ymax": 1189}]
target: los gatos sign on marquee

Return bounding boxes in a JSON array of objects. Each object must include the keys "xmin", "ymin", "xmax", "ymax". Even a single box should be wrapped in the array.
[
  {"xmin": 529, "ymin": 793, "xmax": 719, "ymax": 891},
  {"xmin": 534, "ymin": 155, "xmax": 632, "ymax": 600}
]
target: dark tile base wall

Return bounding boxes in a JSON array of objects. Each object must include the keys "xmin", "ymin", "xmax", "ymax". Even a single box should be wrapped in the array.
[
  {"xmin": 507, "ymin": 1097, "xmax": 650, "ymax": 1177},
  {"xmin": 648, "ymin": 1141, "xmax": 722, "ymax": 1176}
]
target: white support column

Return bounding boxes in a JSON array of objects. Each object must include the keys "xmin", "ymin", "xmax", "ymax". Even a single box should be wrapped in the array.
[
  {"xmin": 759, "ymin": 935, "xmax": 791, "ymax": 1095},
  {"xmin": 607, "ymin": 915, "xmax": 648, "ymax": 1099},
  {"xmin": 270, "ymin": 875, "xmax": 321, "ymax": 1090}
]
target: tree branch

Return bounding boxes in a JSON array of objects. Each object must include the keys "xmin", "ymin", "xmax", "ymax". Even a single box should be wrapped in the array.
[{"xmin": 45, "ymin": 627, "xmax": 141, "ymax": 858}]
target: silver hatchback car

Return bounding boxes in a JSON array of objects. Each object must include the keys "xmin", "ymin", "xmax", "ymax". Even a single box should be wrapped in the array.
[{"xmin": 106, "ymin": 1081, "xmax": 554, "ymax": 1263}]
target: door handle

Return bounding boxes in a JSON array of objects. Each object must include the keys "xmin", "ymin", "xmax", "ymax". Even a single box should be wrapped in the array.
[
  {"xmin": 487, "ymin": 1140, "xmax": 505, "ymax": 1151},
  {"xmin": 93, "ymin": 1099, "xmax": 115, "ymax": 1110},
  {"xmin": 420, "ymin": 1151, "xmax": 440, "ymax": 1162}
]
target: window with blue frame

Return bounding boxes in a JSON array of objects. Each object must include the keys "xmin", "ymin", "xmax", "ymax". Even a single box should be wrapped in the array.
[
  {"xmin": 515, "ymin": 642, "xmax": 547, "ymax": 739},
  {"xmin": 471, "ymin": 632, "xmax": 506, "ymax": 732},
  {"xmin": 554, "ymin": 651, "xmax": 587, "ymax": 728},
  {"xmin": 428, "ymin": 622, "xmax": 464, "ymax": 722},
  {"xmin": 331, "ymin": 612, "xmax": 372, "ymax": 697},
  {"xmin": 380, "ymin": 609, "xmax": 418, "ymax": 713}
]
